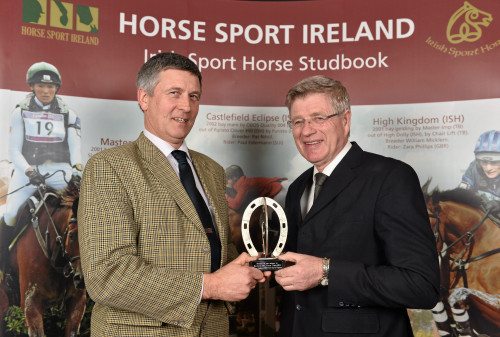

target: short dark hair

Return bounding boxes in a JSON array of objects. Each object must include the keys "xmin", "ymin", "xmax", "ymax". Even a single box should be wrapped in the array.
[
  {"xmin": 285, "ymin": 75, "xmax": 350, "ymax": 114},
  {"xmin": 136, "ymin": 52, "xmax": 202, "ymax": 95}
]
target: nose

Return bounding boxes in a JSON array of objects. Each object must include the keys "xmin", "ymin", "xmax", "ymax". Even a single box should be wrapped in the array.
[
  {"xmin": 177, "ymin": 94, "xmax": 191, "ymax": 112},
  {"xmin": 300, "ymin": 120, "xmax": 316, "ymax": 136}
]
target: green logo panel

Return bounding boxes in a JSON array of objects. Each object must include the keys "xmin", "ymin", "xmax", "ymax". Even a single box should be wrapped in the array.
[
  {"xmin": 23, "ymin": 0, "xmax": 47, "ymax": 25},
  {"xmin": 50, "ymin": 0, "xmax": 73, "ymax": 29},
  {"xmin": 76, "ymin": 5, "xmax": 99, "ymax": 33}
]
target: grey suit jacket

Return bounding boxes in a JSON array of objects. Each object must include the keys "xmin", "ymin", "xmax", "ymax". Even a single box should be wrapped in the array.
[{"xmin": 79, "ymin": 133, "xmax": 236, "ymax": 337}]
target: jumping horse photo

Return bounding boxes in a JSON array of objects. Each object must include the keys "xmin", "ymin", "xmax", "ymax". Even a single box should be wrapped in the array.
[
  {"xmin": 0, "ymin": 179, "xmax": 86, "ymax": 337},
  {"xmin": 423, "ymin": 181, "xmax": 499, "ymax": 337}
]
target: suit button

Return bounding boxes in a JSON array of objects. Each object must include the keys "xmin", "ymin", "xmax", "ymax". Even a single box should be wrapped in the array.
[
  {"xmin": 338, "ymin": 301, "xmax": 344, "ymax": 307},
  {"xmin": 295, "ymin": 304, "xmax": 302, "ymax": 311}
]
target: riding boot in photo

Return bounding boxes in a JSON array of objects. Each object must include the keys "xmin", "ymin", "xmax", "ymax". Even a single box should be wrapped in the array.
[{"xmin": 0, "ymin": 217, "xmax": 16, "ymax": 282}]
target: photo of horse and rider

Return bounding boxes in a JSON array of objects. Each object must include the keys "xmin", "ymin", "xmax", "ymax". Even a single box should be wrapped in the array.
[
  {"xmin": 0, "ymin": 61, "xmax": 498, "ymax": 337},
  {"xmin": 0, "ymin": 61, "xmax": 86, "ymax": 337},
  {"xmin": 427, "ymin": 129, "xmax": 499, "ymax": 337}
]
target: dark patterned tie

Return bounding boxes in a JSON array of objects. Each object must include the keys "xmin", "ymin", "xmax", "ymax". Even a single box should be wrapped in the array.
[
  {"xmin": 313, "ymin": 173, "xmax": 328, "ymax": 201},
  {"xmin": 171, "ymin": 150, "xmax": 221, "ymax": 272}
]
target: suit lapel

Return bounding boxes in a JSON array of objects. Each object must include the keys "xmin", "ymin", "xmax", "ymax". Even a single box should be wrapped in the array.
[
  {"xmin": 303, "ymin": 142, "xmax": 364, "ymax": 223},
  {"xmin": 135, "ymin": 133, "xmax": 206, "ymax": 235}
]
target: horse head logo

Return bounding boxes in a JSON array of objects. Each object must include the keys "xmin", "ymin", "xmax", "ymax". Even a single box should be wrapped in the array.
[{"xmin": 446, "ymin": 1, "xmax": 493, "ymax": 44}]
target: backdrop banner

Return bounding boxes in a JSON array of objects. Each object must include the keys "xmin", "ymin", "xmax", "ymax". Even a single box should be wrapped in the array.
[{"xmin": 1, "ymin": 0, "xmax": 499, "ymax": 336}]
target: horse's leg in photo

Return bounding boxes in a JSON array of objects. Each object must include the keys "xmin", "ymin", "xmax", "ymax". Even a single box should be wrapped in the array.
[
  {"xmin": 451, "ymin": 304, "xmax": 478, "ymax": 337},
  {"xmin": 0, "ymin": 285, "xmax": 9, "ymax": 337},
  {"xmin": 432, "ymin": 301, "xmax": 456, "ymax": 336},
  {"xmin": 64, "ymin": 289, "xmax": 87, "ymax": 337},
  {"xmin": 23, "ymin": 284, "xmax": 45, "ymax": 337}
]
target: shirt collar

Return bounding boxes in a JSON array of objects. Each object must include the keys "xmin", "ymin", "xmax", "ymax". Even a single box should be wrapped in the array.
[
  {"xmin": 143, "ymin": 129, "xmax": 190, "ymax": 159},
  {"xmin": 313, "ymin": 141, "xmax": 352, "ymax": 178},
  {"xmin": 34, "ymin": 96, "xmax": 53, "ymax": 110}
]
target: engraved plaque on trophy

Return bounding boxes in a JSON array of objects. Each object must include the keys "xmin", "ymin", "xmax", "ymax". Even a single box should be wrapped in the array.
[{"xmin": 241, "ymin": 197, "xmax": 288, "ymax": 271}]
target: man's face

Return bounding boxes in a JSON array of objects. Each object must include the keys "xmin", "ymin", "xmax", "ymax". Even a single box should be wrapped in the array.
[
  {"xmin": 478, "ymin": 159, "xmax": 500, "ymax": 179},
  {"xmin": 138, "ymin": 69, "xmax": 201, "ymax": 148},
  {"xmin": 31, "ymin": 83, "xmax": 57, "ymax": 105},
  {"xmin": 289, "ymin": 93, "xmax": 350, "ymax": 172}
]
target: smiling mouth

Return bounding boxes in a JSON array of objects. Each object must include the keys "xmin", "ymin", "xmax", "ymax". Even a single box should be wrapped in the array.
[
  {"xmin": 173, "ymin": 117, "xmax": 189, "ymax": 123},
  {"xmin": 304, "ymin": 140, "xmax": 322, "ymax": 145}
]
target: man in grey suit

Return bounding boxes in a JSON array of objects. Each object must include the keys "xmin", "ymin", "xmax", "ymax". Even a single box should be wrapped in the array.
[
  {"xmin": 274, "ymin": 76, "xmax": 440, "ymax": 337},
  {"xmin": 79, "ymin": 52, "xmax": 266, "ymax": 336}
]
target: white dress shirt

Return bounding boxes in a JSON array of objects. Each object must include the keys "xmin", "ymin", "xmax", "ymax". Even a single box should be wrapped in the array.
[{"xmin": 302, "ymin": 142, "xmax": 352, "ymax": 216}]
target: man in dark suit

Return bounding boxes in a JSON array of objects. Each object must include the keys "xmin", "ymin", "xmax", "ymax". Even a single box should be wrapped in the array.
[{"xmin": 274, "ymin": 76, "xmax": 440, "ymax": 337}]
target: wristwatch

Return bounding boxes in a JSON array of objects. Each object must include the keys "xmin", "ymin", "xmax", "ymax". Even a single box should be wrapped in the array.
[{"xmin": 319, "ymin": 257, "xmax": 330, "ymax": 286}]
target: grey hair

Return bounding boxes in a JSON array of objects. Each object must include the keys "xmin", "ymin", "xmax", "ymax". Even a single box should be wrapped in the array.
[
  {"xmin": 285, "ymin": 75, "xmax": 350, "ymax": 114},
  {"xmin": 136, "ymin": 52, "xmax": 202, "ymax": 96}
]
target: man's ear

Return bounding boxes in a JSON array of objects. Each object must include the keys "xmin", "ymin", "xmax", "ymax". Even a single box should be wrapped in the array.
[
  {"xmin": 343, "ymin": 109, "xmax": 351, "ymax": 126},
  {"xmin": 137, "ymin": 88, "xmax": 149, "ymax": 112}
]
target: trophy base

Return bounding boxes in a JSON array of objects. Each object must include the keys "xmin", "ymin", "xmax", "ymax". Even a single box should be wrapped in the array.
[{"xmin": 250, "ymin": 257, "xmax": 286, "ymax": 271}]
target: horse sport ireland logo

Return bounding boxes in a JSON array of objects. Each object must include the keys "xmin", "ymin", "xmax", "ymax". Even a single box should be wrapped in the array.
[
  {"xmin": 22, "ymin": 0, "xmax": 99, "ymax": 45},
  {"xmin": 23, "ymin": 0, "xmax": 98, "ymax": 33}
]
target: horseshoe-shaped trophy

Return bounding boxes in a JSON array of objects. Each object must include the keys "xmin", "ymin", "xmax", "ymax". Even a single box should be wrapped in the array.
[{"xmin": 241, "ymin": 197, "xmax": 288, "ymax": 271}]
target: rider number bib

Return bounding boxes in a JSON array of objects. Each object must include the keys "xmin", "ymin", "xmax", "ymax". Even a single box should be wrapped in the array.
[{"xmin": 22, "ymin": 110, "xmax": 66, "ymax": 143}]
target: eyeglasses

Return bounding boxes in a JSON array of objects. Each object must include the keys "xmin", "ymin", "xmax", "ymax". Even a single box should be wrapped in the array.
[{"xmin": 287, "ymin": 113, "xmax": 341, "ymax": 130}]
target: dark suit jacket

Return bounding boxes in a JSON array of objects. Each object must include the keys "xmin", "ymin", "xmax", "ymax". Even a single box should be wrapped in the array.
[{"xmin": 279, "ymin": 142, "xmax": 439, "ymax": 337}]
